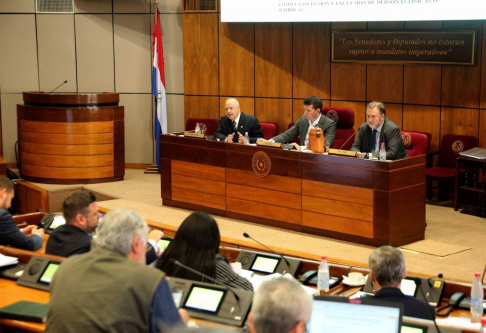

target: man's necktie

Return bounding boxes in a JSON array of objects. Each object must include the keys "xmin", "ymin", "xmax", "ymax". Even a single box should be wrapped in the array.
[
  {"xmin": 232, "ymin": 121, "xmax": 237, "ymax": 132},
  {"xmin": 370, "ymin": 129, "xmax": 377, "ymax": 151}
]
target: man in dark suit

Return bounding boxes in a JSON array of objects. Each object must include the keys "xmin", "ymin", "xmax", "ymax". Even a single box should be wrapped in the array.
[
  {"xmin": 367, "ymin": 246, "xmax": 434, "ymax": 320},
  {"xmin": 46, "ymin": 191, "xmax": 162, "ymax": 263},
  {"xmin": 0, "ymin": 176, "xmax": 44, "ymax": 250},
  {"xmin": 351, "ymin": 101, "xmax": 408, "ymax": 160},
  {"xmin": 261, "ymin": 95, "xmax": 336, "ymax": 148},
  {"xmin": 214, "ymin": 98, "xmax": 263, "ymax": 143}
]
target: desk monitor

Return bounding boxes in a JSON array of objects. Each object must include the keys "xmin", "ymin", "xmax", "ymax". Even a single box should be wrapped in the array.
[
  {"xmin": 249, "ymin": 255, "xmax": 280, "ymax": 274},
  {"xmin": 17, "ymin": 256, "xmax": 62, "ymax": 291},
  {"xmin": 401, "ymin": 322, "xmax": 428, "ymax": 333},
  {"xmin": 158, "ymin": 239, "xmax": 171, "ymax": 252},
  {"xmin": 183, "ymin": 285, "xmax": 226, "ymax": 314},
  {"xmin": 402, "ymin": 317, "xmax": 462, "ymax": 333},
  {"xmin": 39, "ymin": 262, "xmax": 60, "ymax": 284},
  {"xmin": 401, "ymin": 278, "xmax": 419, "ymax": 297},
  {"xmin": 309, "ymin": 296, "xmax": 403, "ymax": 333}
]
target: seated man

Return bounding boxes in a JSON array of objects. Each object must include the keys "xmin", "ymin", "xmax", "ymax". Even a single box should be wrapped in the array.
[
  {"xmin": 46, "ymin": 209, "xmax": 187, "ymax": 333},
  {"xmin": 46, "ymin": 191, "xmax": 161, "ymax": 263},
  {"xmin": 0, "ymin": 176, "xmax": 44, "ymax": 250},
  {"xmin": 260, "ymin": 95, "xmax": 336, "ymax": 149},
  {"xmin": 248, "ymin": 277, "xmax": 312, "ymax": 333},
  {"xmin": 367, "ymin": 246, "xmax": 434, "ymax": 320},
  {"xmin": 214, "ymin": 98, "xmax": 263, "ymax": 143},
  {"xmin": 350, "ymin": 101, "xmax": 408, "ymax": 160}
]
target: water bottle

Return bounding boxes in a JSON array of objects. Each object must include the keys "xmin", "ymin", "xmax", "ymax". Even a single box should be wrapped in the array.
[
  {"xmin": 195, "ymin": 123, "xmax": 201, "ymax": 134},
  {"xmin": 317, "ymin": 255, "xmax": 330, "ymax": 294},
  {"xmin": 244, "ymin": 132, "xmax": 250, "ymax": 145},
  {"xmin": 479, "ymin": 317, "xmax": 486, "ymax": 333},
  {"xmin": 379, "ymin": 142, "xmax": 386, "ymax": 161},
  {"xmin": 471, "ymin": 272, "xmax": 484, "ymax": 323}
]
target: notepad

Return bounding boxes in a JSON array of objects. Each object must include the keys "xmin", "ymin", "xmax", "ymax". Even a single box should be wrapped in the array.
[
  {"xmin": 0, "ymin": 301, "xmax": 48, "ymax": 323},
  {"xmin": 0, "ymin": 254, "xmax": 18, "ymax": 268}
]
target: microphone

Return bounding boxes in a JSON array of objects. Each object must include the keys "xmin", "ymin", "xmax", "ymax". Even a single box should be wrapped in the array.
[
  {"xmin": 415, "ymin": 279, "xmax": 442, "ymax": 333},
  {"xmin": 48, "ymin": 80, "xmax": 68, "ymax": 94},
  {"xmin": 243, "ymin": 232, "xmax": 291, "ymax": 275},
  {"xmin": 169, "ymin": 259, "xmax": 240, "ymax": 301},
  {"xmin": 339, "ymin": 128, "xmax": 360, "ymax": 150}
]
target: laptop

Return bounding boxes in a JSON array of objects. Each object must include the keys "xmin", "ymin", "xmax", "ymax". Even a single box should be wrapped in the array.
[{"xmin": 308, "ymin": 296, "xmax": 403, "ymax": 333}]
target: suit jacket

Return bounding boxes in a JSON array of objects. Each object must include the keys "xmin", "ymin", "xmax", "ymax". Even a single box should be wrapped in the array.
[
  {"xmin": 213, "ymin": 112, "xmax": 263, "ymax": 143},
  {"xmin": 272, "ymin": 114, "xmax": 336, "ymax": 148},
  {"xmin": 370, "ymin": 287, "xmax": 435, "ymax": 320},
  {"xmin": 350, "ymin": 118, "xmax": 408, "ymax": 160},
  {"xmin": 46, "ymin": 223, "xmax": 158, "ymax": 263},
  {"xmin": 0, "ymin": 209, "xmax": 43, "ymax": 251}
]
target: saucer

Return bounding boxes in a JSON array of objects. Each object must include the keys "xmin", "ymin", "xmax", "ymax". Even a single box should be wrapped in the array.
[{"xmin": 342, "ymin": 275, "xmax": 367, "ymax": 287}]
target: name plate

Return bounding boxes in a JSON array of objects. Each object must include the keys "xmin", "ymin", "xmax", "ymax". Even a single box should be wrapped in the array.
[
  {"xmin": 329, "ymin": 148, "xmax": 357, "ymax": 157},
  {"xmin": 256, "ymin": 141, "xmax": 282, "ymax": 149},
  {"xmin": 332, "ymin": 31, "xmax": 476, "ymax": 65},
  {"xmin": 183, "ymin": 132, "xmax": 206, "ymax": 139}
]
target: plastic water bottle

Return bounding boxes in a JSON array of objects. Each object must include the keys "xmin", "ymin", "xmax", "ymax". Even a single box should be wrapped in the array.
[
  {"xmin": 318, "ymin": 255, "xmax": 330, "ymax": 294},
  {"xmin": 244, "ymin": 132, "xmax": 250, "ymax": 145},
  {"xmin": 471, "ymin": 272, "xmax": 484, "ymax": 323},
  {"xmin": 479, "ymin": 317, "xmax": 486, "ymax": 333},
  {"xmin": 379, "ymin": 142, "xmax": 386, "ymax": 161},
  {"xmin": 195, "ymin": 123, "xmax": 201, "ymax": 134}
]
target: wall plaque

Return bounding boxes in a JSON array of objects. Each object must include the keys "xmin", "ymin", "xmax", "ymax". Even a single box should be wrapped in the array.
[{"xmin": 332, "ymin": 31, "xmax": 476, "ymax": 65}]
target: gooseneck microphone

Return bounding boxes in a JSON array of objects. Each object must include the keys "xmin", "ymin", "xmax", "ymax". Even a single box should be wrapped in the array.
[
  {"xmin": 243, "ymin": 232, "xmax": 291, "ymax": 275},
  {"xmin": 415, "ymin": 278, "xmax": 442, "ymax": 333},
  {"xmin": 339, "ymin": 127, "xmax": 360, "ymax": 150},
  {"xmin": 48, "ymin": 80, "xmax": 68, "ymax": 94},
  {"xmin": 169, "ymin": 259, "xmax": 240, "ymax": 301}
]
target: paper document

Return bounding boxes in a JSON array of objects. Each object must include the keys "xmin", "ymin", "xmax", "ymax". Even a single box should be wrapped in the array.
[{"xmin": 0, "ymin": 254, "xmax": 19, "ymax": 268}]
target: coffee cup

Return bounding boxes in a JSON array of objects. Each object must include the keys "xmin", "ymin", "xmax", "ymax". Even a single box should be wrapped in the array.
[{"xmin": 348, "ymin": 272, "xmax": 365, "ymax": 285}]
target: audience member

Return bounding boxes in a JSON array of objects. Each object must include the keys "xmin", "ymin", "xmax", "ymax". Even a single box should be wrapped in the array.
[
  {"xmin": 46, "ymin": 190, "xmax": 161, "ymax": 263},
  {"xmin": 367, "ymin": 245, "xmax": 434, "ymax": 320},
  {"xmin": 248, "ymin": 277, "xmax": 312, "ymax": 333},
  {"xmin": 0, "ymin": 176, "xmax": 44, "ymax": 250},
  {"xmin": 351, "ymin": 101, "xmax": 407, "ymax": 160},
  {"xmin": 46, "ymin": 209, "xmax": 187, "ymax": 333},
  {"xmin": 155, "ymin": 211, "xmax": 253, "ymax": 291}
]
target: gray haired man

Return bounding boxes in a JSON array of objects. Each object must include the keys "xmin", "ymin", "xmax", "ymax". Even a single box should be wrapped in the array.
[
  {"xmin": 46, "ymin": 209, "xmax": 187, "ymax": 333},
  {"xmin": 249, "ymin": 277, "xmax": 312, "ymax": 333}
]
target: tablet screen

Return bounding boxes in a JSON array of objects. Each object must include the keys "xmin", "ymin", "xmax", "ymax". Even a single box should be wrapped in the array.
[
  {"xmin": 49, "ymin": 215, "xmax": 66, "ymax": 230},
  {"xmin": 39, "ymin": 262, "xmax": 60, "ymax": 284},
  {"xmin": 250, "ymin": 255, "xmax": 280, "ymax": 274},
  {"xmin": 184, "ymin": 286, "xmax": 225, "ymax": 313}
]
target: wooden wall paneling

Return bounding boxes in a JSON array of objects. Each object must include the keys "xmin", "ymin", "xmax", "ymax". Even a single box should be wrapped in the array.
[
  {"xmin": 226, "ymin": 169, "xmax": 302, "ymax": 194},
  {"xmin": 172, "ymin": 160, "xmax": 225, "ymax": 181},
  {"xmin": 293, "ymin": 22, "xmax": 330, "ymax": 100},
  {"xmin": 22, "ymin": 165, "xmax": 114, "ymax": 179},
  {"xmin": 402, "ymin": 105, "xmax": 441, "ymax": 151},
  {"xmin": 302, "ymin": 196, "xmax": 373, "ymax": 222},
  {"xmin": 440, "ymin": 107, "xmax": 480, "ymax": 138},
  {"xmin": 172, "ymin": 187, "xmax": 226, "ymax": 210},
  {"xmin": 14, "ymin": 181, "xmax": 49, "ymax": 214},
  {"xmin": 21, "ymin": 143, "xmax": 114, "ymax": 156},
  {"xmin": 292, "ymin": 99, "xmax": 330, "ymax": 124},
  {"xmin": 184, "ymin": 96, "xmax": 220, "ymax": 122},
  {"xmin": 441, "ymin": 21, "xmax": 482, "ymax": 109},
  {"xmin": 183, "ymin": 13, "xmax": 219, "ymax": 95},
  {"xmin": 482, "ymin": 22, "xmax": 486, "ymax": 109},
  {"xmin": 404, "ymin": 21, "xmax": 443, "ymax": 30},
  {"xmin": 255, "ymin": 23, "xmax": 292, "ymax": 98},
  {"xmin": 302, "ymin": 211, "xmax": 373, "ymax": 238},
  {"xmin": 219, "ymin": 97, "xmax": 255, "ymax": 117},
  {"xmin": 367, "ymin": 22, "xmax": 404, "ymax": 31},
  {"xmin": 21, "ymin": 153, "xmax": 113, "ymax": 167},
  {"xmin": 384, "ymin": 103, "xmax": 403, "ymax": 130},
  {"xmin": 403, "ymin": 65, "xmax": 441, "ymax": 106},
  {"xmin": 20, "ymin": 132, "xmax": 114, "ymax": 145},
  {"xmin": 172, "ymin": 173, "xmax": 225, "ymax": 196},
  {"xmin": 219, "ymin": 19, "xmax": 254, "ymax": 97},
  {"xmin": 328, "ymin": 101, "xmax": 366, "ymax": 130},
  {"xmin": 227, "ymin": 197, "xmax": 302, "ymax": 225},
  {"xmin": 330, "ymin": 22, "xmax": 367, "ymax": 31},
  {"xmin": 480, "ymin": 110, "xmax": 486, "ymax": 148},
  {"xmin": 255, "ymin": 98, "xmax": 292, "ymax": 137},
  {"xmin": 226, "ymin": 183, "xmax": 302, "ymax": 210},
  {"xmin": 302, "ymin": 180, "xmax": 373, "ymax": 206},
  {"xmin": 330, "ymin": 63, "xmax": 366, "ymax": 101},
  {"xmin": 367, "ymin": 65, "xmax": 403, "ymax": 103},
  {"xmin": 20, "ymin": 120, "xmax": 113, "ymax": 134}
]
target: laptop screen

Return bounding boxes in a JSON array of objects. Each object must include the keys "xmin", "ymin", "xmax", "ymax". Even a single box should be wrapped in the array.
[{"xmin": 308, "ymin": 296, "xmax": 403, "ymax": 333}]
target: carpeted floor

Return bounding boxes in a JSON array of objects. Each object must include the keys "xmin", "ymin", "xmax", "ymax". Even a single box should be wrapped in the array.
[{"xmin": 30, "ymin": 169, "xmax": 486, "ymax": 282}]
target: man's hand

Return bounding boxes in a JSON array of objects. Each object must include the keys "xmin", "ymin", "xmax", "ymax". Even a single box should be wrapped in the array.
[
  {"xmin": 178, "ymin": 309, "xmax": 190, "ymax": 324},
  {"xmin": 21, "ymin": 225, "xmax": 37, "ymax": 236},
  {"xmin": 290, "ymin": 142, "xmax": 302, "ymax": 151},
  {"xmin": 257, "ymin": 138, "xmax": 269, "ymax": 143},
  {"xmin": 32, "ymin": 228, "xmax": 45, "ymax": 237},
  {"xmin": 237, "ymin": 132, "xmax": 245, "ymax": 144},
  {"xmin": 226, "ymin": 132, "xmax": 235, "ymax": 143},
  {"xmin": 148, "ymin": 229, "xmax": 164, "ymax": 242}
]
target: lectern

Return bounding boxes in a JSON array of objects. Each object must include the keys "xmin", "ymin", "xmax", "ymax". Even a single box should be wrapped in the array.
[{"xmin": 17, "ymin": 92, "xmax": 124, "ymax": 184}]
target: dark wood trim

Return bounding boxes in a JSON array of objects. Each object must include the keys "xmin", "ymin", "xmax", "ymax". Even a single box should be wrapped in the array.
[
  {"xmin": 22, "ymin": 176, "xmax": 124, "ymax": 184},
  {"xmin": 23, "ymin": 92, "xmax": 119, "ymax": 105},
  {"xmin": 161, "ymin": 159, "xmax": 172, "ymax": 200},
  {"xmin": 113, "ymin": 119, "xmax": 125, "ymax": 177}
]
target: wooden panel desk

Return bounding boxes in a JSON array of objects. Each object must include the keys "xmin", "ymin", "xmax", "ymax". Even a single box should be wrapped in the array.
[{"xmin": 160, "ymin": 135, "xmax": 426, "ymax": 247}]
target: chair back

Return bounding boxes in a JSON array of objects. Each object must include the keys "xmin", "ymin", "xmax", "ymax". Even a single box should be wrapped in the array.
[
  {"xmin": 322, "ymin": 107, "xmax": 355, "ymax": 149},
  {"xmin": 185, "ymin": 118, "xmax": 219, "ymax": 135},
  {"xmin": 401, "ymin": 131, "xmax": 429, "ymax": 157},
  {"xmin": 439, "ymin": 134, "xmax": 478, "ymax": 168},
  {"xmin": 260, "ymin": 122, "xmax": 279, "ymax": 140}
]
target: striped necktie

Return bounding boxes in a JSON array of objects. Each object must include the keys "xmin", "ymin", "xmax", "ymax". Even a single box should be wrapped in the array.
[{"xmin": 232, "ymin": 121, "xmax": 237, "ymax": 132}]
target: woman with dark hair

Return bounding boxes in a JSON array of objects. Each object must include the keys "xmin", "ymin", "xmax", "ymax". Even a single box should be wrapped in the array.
[{"xmin": 155, "ymin": 211, "xmax": 253, "ymax": 291}]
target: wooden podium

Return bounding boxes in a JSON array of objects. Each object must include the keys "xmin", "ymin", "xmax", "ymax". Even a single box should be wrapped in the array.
[
  {"xmin": 160, "ymin": 135, "xmax": 426, "ymax": 247},
  {"xmin": 17, "ymin": 92, "xmax": 124, "ymax": 184}
]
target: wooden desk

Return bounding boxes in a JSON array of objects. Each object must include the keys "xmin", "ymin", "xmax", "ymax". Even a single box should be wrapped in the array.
[{"xmin": 160, "ymin": 135, "xmax": 426, "ymax": 247}]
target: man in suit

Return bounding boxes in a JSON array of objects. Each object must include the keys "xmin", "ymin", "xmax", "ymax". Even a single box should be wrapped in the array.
[
  {"xmin": 261, "ymin": 95, "xmax": 336, "ymax": 148},
  {"xmin": 214, "ymin": 98, "xmax": 263, "ymax": 143},
  {"xmin": 46, "ymin": 209, "xmax": 188, "ymax": 333},
  {"xmin": 0, "ymin": 176, "xmax": 44, "ymax": 250},
  {"xmin": 248, "ymin": 277, "xmax": 312, "ymax": 333},
  {"xmin": 367, "ymin": 246, "xmax": 434, "ymax": 320},
  {"xmin": 351, "ymin": 101, "xmax": 408, "ymax": 160},
  {"xmin": 46, "ymin": 191, "xmax": 162, "ymax": 263}
]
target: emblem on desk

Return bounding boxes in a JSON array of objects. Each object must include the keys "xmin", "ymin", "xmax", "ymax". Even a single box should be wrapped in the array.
[
  {"xmin": 252, "ymin": 151, "xmax": 271, "ymax": 178},
  {"xmin": 326, "ymin": 110, "xmax": 338, "ymax": 122},
  {"xmin": 452, "ymin": 140, "xmax": 464, "ymax": 153},
  {"xmin": 402, "ymin": 133, "xmax": 412, "ymax": 148}
]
